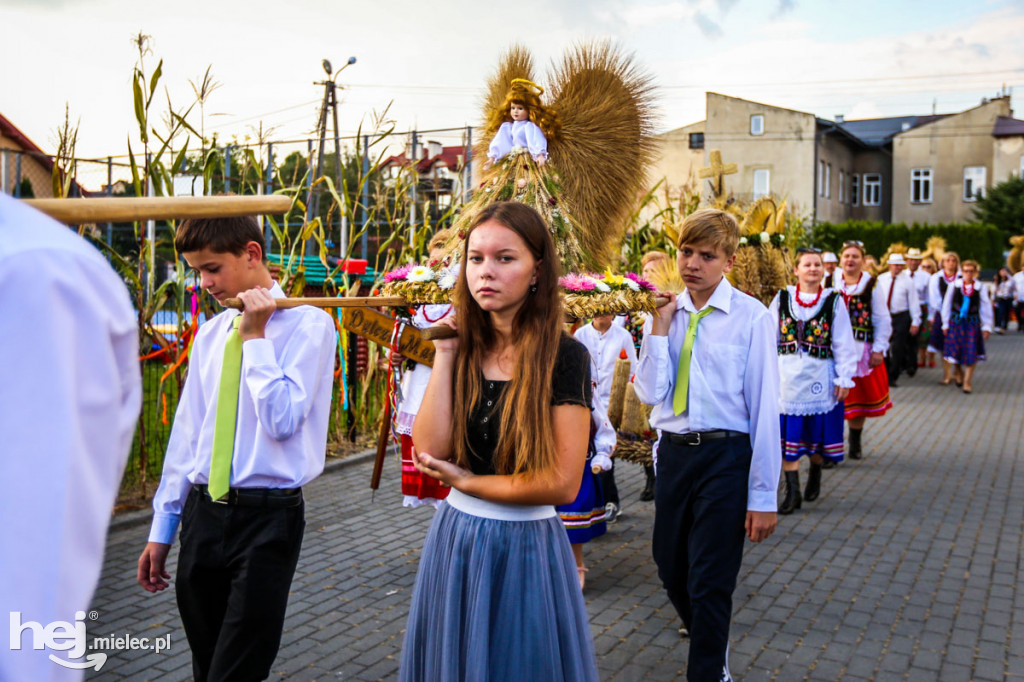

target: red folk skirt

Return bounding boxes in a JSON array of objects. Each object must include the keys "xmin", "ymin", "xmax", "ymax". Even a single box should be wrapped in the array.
[
  {"xmin": 401, "ymin": 434, "xmax": 450, "ymax": 506},
  {"xmin": 844, "ymin": 363, "xmax": 893, "ymax": 420}
]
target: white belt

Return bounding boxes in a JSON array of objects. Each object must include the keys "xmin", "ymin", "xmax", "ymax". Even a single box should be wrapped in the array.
[{"xmin": 445, "ymin": 488, "xmax": 557, "ymax": 521}]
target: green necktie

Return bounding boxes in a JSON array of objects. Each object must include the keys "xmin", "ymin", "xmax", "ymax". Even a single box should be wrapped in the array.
[
  {"xmin": 673, "ymin": 307, "xmax": 713, "ymax": 416},
  {"xmin": 209, "ymin": 315, "xmax": 242, "ymax": 501}
]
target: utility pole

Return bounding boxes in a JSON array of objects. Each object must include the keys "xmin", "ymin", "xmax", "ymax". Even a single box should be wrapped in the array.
[
  {"xmin": 310, "ymin": 57, "xmax": 357, "ymax": 256},
  {"xmin": 409, "ymin": 130, "xmax": 418, "ymax": 245}
]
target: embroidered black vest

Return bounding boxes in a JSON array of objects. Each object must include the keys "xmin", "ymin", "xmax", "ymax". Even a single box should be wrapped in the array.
[
  {"xmin": 951, "ymin": 286, "xmax": 981, "ymax": 321},
  {"xmin": 778, "ymin": 290, "xmax": 838, "ymax": 359},
  {"xmin": 843, "ymin": 276, "xmax": 876, "ymax": 343}
]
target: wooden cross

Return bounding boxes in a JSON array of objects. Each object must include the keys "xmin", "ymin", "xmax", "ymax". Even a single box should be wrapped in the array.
[{"xmin": 698, "ymin": 150, "xmax": 738, "ymax": 198}]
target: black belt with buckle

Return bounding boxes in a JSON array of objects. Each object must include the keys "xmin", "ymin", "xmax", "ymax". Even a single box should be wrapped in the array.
[
  {"xmin": 193, "ymin": 484, "xmax": 303, "ymax": 508},
  {"xmin": 666, "ymin": 430, "xmax": 747, "ymax": 446}
]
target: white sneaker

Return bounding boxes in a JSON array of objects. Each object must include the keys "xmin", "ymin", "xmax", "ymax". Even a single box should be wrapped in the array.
[
  {"xmin": 604, "ymin": 502, "xmax": 619, "ymax": 523},
  {"xmin": 720, "ymin": 643, "xmax": 732, "ymax": 682}
]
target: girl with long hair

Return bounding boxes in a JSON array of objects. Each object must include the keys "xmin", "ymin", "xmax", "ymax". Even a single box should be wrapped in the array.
[
  {"xmin": 401, "ymin": 202, "xmax": 598, "ymax": 682},
  {"xmin": 770, "ymin": 248, "xmax": 858, "ymax": 513},
  {"xmin": 832, "ymin": 241, "xmax": 893, "ymax": 460}
]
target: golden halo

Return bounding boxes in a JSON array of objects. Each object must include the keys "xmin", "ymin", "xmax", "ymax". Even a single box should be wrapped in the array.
[{"xmin": 510, "ymin": 78, "xmax": 544, "ymax": 96}]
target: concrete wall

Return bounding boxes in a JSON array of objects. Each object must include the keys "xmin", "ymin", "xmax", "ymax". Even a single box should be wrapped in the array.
[
  {"xmin": 816, "ymin": 131, "xmax": 857, "ymax": 224},
  {"xmin": 993, "ymin": 135, "xmax": 1024, "ymax": 184},
  {"xmin": 891, "ymin": 97, "xmax": 1011, "ymax": 224},
  {"xmin": 649, "ymin": 120, "xmax": 705, "ymax": 196},
  {"xmin": 703, "ymin": 92, "xmax": 817, "ymax": 216}
]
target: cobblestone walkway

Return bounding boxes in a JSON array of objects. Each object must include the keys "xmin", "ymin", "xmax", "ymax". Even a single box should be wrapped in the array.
[{"xmin": 88, "ymin": 332, "xmax": 1023, "ymax": 681}]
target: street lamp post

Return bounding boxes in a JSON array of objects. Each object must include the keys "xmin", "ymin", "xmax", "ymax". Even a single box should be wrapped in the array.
[{"xmin": 309, "ymin": 56, "xmax": 357, "ymax": 257}]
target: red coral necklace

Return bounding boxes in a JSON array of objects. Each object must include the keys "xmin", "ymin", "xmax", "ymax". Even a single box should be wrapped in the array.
[{"xmin": 795, "ymin": 286, "xmax": 824, "ymax": 308}]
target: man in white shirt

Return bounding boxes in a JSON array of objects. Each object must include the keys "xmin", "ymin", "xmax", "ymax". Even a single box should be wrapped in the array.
[
  {"xmin": 1, "ymin": 194, "xmax": 141, "ymax": 682},
  {"xmin": 137, "ymin": 216, "xmax": 337, "ymax": 681},
  {"xmin": 634, "ymin": 209, "xmax": 779, "ymax": 682},
  {"xmin": 822, "ymin": 251, "xmax": 838, "ymax": 285},
  {"xmin": 876, "ymin": 253, "xmax": 921, "ymax": 385},
  {"xmin": 1013, "ymin": 268, "xmax": 1024, "ymax": 333},
  {"xmin": 574, "ymin": 314, "xmax": 637, "ymax": 520},
  {"xmin": 905, "ymin": 248, "xmax": 930, "ymax": 368}
]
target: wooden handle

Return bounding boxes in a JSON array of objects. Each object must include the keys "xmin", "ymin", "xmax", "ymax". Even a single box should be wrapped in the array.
[
  {"xmin": 418, "ymin": 294, "xmax": 671, "ymax": 342},
  {"xmin": 222, "ymin": 295, "xmax": 406, "ymax": 310},
  {"xmin": 25, "ymin": 195, "xmax": 293, "ymax": 224}
]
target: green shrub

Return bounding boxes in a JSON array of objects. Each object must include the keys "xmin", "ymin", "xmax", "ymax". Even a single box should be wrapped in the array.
[{"xmin": 811, "ymin": 221, "xmax": 1004, "ymax": 268}]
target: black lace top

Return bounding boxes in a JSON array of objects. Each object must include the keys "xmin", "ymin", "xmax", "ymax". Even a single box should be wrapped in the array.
[{"xmin": 465, "ymin": 334, "xmax": 592, "ymax": 475}]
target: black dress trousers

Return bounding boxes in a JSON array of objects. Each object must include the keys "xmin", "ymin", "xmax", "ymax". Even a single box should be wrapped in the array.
[{"xmin": 176, "ymin": 487, "xmax": 306, "ymax": 682}]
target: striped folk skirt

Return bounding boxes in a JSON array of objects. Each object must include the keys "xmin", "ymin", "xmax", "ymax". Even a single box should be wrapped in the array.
[
  {"xmin": 844, "ymin": 364, "xmax": 893, "ymax": 420},
  {"xmin": 781, "ymin": 401, "xmax": 846, "ymax": 462},
  {"xmin": 400, "ymin": 489, "xmax": 599, "ymax": 682}
]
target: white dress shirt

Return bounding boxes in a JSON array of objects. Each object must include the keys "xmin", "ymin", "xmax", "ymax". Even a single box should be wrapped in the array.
[
  {"xmin": 833, "ymin": 272, "xmax": 893, "ymax": 374},
  {"xmin": 941, "ymin": 280, "xmax": 994, "ymax": 334},
  {"xmin": 768, "ymin": 287, "xmax": 859, "ymax": 416},
  {"xmin": 928, "ymin": 272, "xmax": 961, "ymax": 320},
  {"xmin": 876, "ymin": 271, "xmax": 922, "ymax": 326},
  {"xmin": 149, "ymin": 282, "xmax": 337, "ymax": 545},
  {"xmin": 1013, "ymin": 271, "xmax": 1024, "ymax": 304},
  {"xmin": 1, "ymin": 195, "xmax": 142, "ymax": 682},
  {"xmin": 908, "ymin": 269, "xmax": 931, "ymax": 312},
  {"xmin": 633, "ymin": 277, "xmax": 781, "ymax": 512},
  {"xmin": 573, "ymin": 322, "xmax": 637, "ymax": 409}
]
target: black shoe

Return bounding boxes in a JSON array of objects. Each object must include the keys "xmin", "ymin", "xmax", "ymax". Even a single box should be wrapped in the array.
[
  {"xmin": 848, "ymin": 428, "xmax": 863, "ymax": 460},
  {"xmin": 779, "ymin": 471, "xmax": 802, "ymax": 514},
  {"xmin": 888, "ymin": 380, "xmax": 899, "ymax": 387},
  {"xmin": 804, "ymin": 463, "xmax": 822, "ymax": 502},
  {"xmin": 639, "ymin": 465, "xmax": 655, "ymax": 502},
  {"xmin": 821, "ymin": 460, "xmax": 837, "ymax": 470}
]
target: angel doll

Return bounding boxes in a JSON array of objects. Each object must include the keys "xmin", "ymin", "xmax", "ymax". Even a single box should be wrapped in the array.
[{"xmin": 485, "ymin": 79, "xmax": 551, "ymax": 168}]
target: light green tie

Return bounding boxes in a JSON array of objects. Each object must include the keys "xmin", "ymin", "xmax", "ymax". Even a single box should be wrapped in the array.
[
  {"xmin": 209, "ymin": 315, "xmax": 242, "ymax": 501},
  {"xmin": 673, "ymin": 307, "xmax": 713, "ymax": 415}
]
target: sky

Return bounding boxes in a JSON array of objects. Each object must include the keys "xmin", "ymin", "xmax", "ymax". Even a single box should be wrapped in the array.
[{"xmin": 2, "ymin": 0, "xmax": 1023, "ymax": 181}]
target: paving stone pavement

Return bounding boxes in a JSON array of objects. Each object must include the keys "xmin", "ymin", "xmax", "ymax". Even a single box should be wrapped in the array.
[{"xmin": 87, "ymin": 332, "xmax": 1023, "ymax": 681}]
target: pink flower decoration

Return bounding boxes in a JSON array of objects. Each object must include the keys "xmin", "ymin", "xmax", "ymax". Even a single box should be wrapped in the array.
[
  {"xmin": 384, "ymin": 264, "xmax": 413, "ymax": 282},
  {"xmin": 625, "ymin": 272, "xmax": 655, "ymax": 290}
]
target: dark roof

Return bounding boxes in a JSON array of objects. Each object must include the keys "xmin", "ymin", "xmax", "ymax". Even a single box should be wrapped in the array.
[
  {"xmin": 993, "ymin": 116, "xmax": 1024, "ymax": 137},
  {"xmin": 835, "ymin": 114, "xmax": 949, "ymax": 147}
]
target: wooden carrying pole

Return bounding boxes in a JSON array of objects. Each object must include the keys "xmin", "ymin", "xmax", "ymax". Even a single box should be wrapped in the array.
[
  {"xmin": 221, "ymin": 296, "xmax": 406, "ymax": 310},
  {"xmin": 24, "ymin": 195, "xmax": 294, "ymax": 224}
]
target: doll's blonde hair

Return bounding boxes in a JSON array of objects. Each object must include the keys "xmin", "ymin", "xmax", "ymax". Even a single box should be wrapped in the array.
[{"xmin": 485, "ymin": 79, "xmax": 561, "ymax": 142}]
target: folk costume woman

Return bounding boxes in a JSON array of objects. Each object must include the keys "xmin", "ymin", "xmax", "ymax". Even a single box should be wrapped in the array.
[
  {"xmin": 941, "ymin": 260, "xmax": 993, "ymax": 394},
  {"xmin": 831, "ymin": 241, "xmax": 893, "ymax": 460},
  {"xmin": 770, "ymin": 249, "xmax": 857, "ymax": 514},
  {"xmin": 557, "ymin": 394, "xmax": 615, "ymax": 590},
  {"xmin": 402, "ymin": 203, "xmax": 599, "ymax": 682},
  {"xmin": 928, "ymin": 251, "xmax": 962, "ymax": 385},
  {"xmin": 395, "ymin": 231, "xmax": 454, "ymax": 508}
]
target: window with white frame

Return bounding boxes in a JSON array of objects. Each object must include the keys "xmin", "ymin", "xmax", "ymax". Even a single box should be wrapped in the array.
[
  {"xmin": 963, "ymin": 166, "xmax": 986, "ymax": 201},
  {"xmin": 826, "ymin": 163, "xmax": 832, "ymax": 199},
  {"xmin": 863, "ymin": 173, "xmax": 882, "ymax": 206},
  {"xmin": 851, "ymin": 174, "xmax": 860, "ymax": 206},
  {"xmin": 911, "ymin": 168, "xmax": 932, "ymax": 203},
  {"xmin": 753, "ymin": 168, "xmax": 770, "ymax": 199},
  {"xmin": 839, "ymin": 170, "xmax": 845, "ymax": 203},
  {"xmin": 750, "ymin": 114, "xmax": 764, "ymax": 136}
]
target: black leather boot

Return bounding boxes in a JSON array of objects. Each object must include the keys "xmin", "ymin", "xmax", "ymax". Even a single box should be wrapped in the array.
[
  {"xmin": 804, "ymin": 462, "xmax": 822, "ymax": 502},
  {"xmin": 848, "ymin": 428, "xmax": 863, "ymax": 460},
  {"xmin": 779, "ymin": 471, "xmax": 802, "ymax": 514},
  {"xmin": 640, "ymin": 465, "xmax": 655, "ymax": 501}
]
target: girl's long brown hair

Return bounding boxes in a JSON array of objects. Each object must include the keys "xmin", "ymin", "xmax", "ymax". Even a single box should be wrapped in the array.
[{"xmin": 451, "ymin": 202, "xmax": 564, "ymax": 476}]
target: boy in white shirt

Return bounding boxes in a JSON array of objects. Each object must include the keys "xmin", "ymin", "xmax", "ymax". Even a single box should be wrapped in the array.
[
  {"xmin": 634, "ymin": 208, "xmax": 780, "ymax": 682},
  {"xmin": 137, "ymin": 216, "xmax": 337, "ymax": 681}
]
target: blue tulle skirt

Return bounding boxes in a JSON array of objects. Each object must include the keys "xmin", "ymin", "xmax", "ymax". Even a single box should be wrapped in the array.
[{"xmin": 400, "ymin": 491, "xmax": 599, "ymax": 682}]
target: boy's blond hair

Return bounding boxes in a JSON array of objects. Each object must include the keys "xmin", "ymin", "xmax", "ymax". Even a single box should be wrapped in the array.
[
  {"xmin": 677, "ymin": 208, "xmax": 740, "ymax": 258},
  {"xmin": 641, "ymin": 250, "xmax": 670, "ymax": 267}
]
